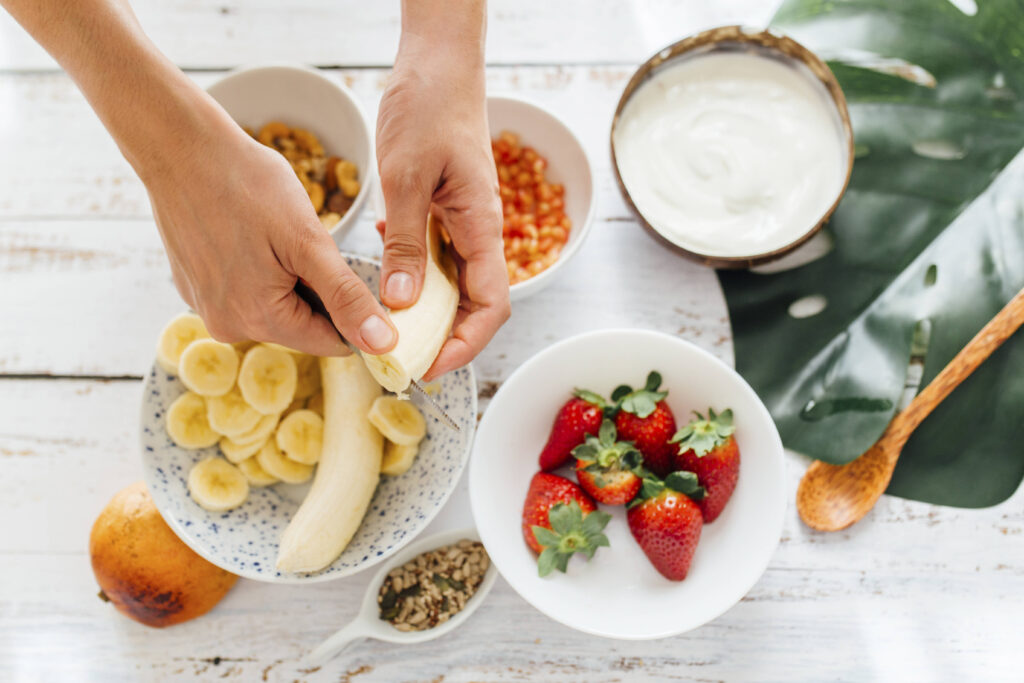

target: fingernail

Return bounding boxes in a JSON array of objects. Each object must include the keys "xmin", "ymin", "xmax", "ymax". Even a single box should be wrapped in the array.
[
  {"xmin": 385, "ymin": 272, "xmax": 414, "ymax": 305},
  {"xmin": 359, "ymin": 314, "xmax": 396, "ymax": 352}
]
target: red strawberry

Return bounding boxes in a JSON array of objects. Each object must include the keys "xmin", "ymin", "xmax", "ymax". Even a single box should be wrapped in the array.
[
  {"xmin": 573, "ymin": 419, "xmax": 643, "ymax": 505},
  {"xmin": 538, "ymin": 389, "xmax": 607, "ymax": 471},
  {"xmin": 626, "ymin": 472, "xmax": 705, "ymax": 581},
  {"xmin": 670, "ymin": 408, "xmax": 739, "ymax": 523},
  {"xmin": 521, "ymin": 472, "xmax": 611, "ymax": 576},
  {"xmin": 612, "ymin": 372, "xmax": 677, "ymax": 477}
]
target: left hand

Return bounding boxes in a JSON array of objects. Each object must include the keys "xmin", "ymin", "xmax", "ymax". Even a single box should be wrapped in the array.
[{"xmin": 375, "ymin": 35, "xmax": 510, "ymax": 380}]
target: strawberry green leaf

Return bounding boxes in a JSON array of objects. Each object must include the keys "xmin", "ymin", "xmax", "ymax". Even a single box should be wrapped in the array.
[
  {"xmin": 573, "ymin": 388, "xmax": 607, "ymax": 408},
  {"xmin": 666, "ymin": 471, "xmax": 706, "ymax": 500},
  {"xmin": 547, "ymin": 501, "xmax": 580, "ymax": 536},
  {"xmin": 671, "ymin": 408, "xmax": 735, "ymax": 456},
  {"xmin": 537, "ymin": 547, "xmax": 560, "ymax": 577},
  {"xmin": 598, "ymin": 418, "xmax": 616, "ymax": 444},
  {"xmin": 532, "ymin": 526, "xmax": 561, "ymax": 549},
  {"xmin": 611, "ymin": 384, "xmax": 632, "ymax": 402},
  {"xmin": 644, "ymin": 371, "xmax": 663, "ymax": 392}
]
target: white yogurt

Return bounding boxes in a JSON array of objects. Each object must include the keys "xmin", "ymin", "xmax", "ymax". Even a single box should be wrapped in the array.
[{"xmin": 613, "ymin": 50, "xmax": 848, "ymax": 258}]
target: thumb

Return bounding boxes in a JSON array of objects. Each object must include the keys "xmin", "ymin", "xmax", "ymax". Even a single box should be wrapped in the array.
[
  {"xmin": 293, "ymin": 229, "xmax": 398, "ymax": 355},
  {"xmin": 379, "ymin": 174, "xmax": 432, "ymax": 309}
]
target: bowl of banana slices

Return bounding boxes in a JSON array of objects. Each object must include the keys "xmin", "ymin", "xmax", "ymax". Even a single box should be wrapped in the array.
[{"xmin": 140, "ymin": 254, "xmax": 478, "ymax": 583}]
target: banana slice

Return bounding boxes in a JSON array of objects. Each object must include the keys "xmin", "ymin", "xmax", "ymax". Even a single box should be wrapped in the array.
[
  {"xmin": 219, "ymin": 434, "xmax": 266, "ymax": 464},
  {"xmin": 229, "ymin": 412, "xmax": 280, "ymax": 446},
  {"xmin": 156, "ymin": 313, "xmax": 209, "ymax": 375},
  {"xmin": 206, "ymin": 386, "xmax": 262, "ymax": 437},
  {"xmin": 361, "ymin": 216, "xmax": 458, "ymax": 393},
  {"xmin": 367, "ymin": 396, "xmax": 427, "ymax": 446},
  {"xmin": 293, "ymin": 354, "xmax": 321, "ymax": 400},
  {"xmin": 236, "ymin": 455, "xmax": 279, "ymax": 487},
  {"xmin": 306, "ymin": 390, "xmax": 324, "ymax": 417},
  {"xmin": 256, "ymin": 440, "xmax": 314, "ymax": 484},
  {"xmin": 237, "ymin": 345, "xmax": 298, "ymax": 415},
  {"xmin": 166, "ymin": 391, "xmax": 220, "ymax": 449},
  {"xmin": 187, "ymin": 456, "xmax": 249, "ymax": 511},
  {"xmin": 178, "ymin": 338, "xmax": 239, "ymax": 397},
  {"xmin": 275, "ymin": 409, "xmax": 324, "ymax": 465},
  {"xmin": 380, "ymin": 441, "xmax": 419, "ymax": 476}
]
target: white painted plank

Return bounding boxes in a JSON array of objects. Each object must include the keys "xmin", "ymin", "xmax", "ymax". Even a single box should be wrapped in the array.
[
  {"xmin": 1, "ymin": 379, "xmax": 1021, "ymax": 680},
  {"xmin": 0, "ymin": 215, "xmax": 732, "ymax": 380},
  {"xmin": 0, "ymin": 0, "xmax": 781, "ymax": 71}
]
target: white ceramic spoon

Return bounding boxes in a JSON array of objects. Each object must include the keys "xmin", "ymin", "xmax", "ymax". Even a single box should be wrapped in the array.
[{"xmin": 304, "ymin": 527, "xmax": 497, "ymax": 666}]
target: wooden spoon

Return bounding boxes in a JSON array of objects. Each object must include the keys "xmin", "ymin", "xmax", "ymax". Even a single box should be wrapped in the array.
[{"xmin": 797, "ymin": 287, "xmax": 1024, "ymax": 531}]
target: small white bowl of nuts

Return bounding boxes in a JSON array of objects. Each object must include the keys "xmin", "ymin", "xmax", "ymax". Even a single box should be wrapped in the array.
[
  {"xmin": 207, "ymin": 63, "xmax": 373, "ymax": 243},
  {"xmin": 488, "ymin": 95, "xmax": 596, "ymax": 301},
  {"xmin": 304, "ymin": 528, "xmax": 497, "ymax": 665}
]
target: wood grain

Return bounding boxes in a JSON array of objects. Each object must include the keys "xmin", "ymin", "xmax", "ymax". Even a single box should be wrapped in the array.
[{"xmin": 0, "ymin": 0, "xmax": 781, "ymax": 71}]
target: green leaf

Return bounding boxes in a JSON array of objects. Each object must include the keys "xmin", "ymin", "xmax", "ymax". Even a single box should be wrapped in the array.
[
  {"xmin": 537, "ymin": 547, "xmax": 559, "ymax": 577},
  {"xmin": 719, "ymin": 0, "xmax": 1024, "ymax": 508},
  {"xmin": 598, "ymin": 418, "xmax": 616, "ymax": 445},
  {"xmin": 532, "ymin": 526, "xmax": 561, "ymax": 549},
  {"xmin": 572, "ymin": 444, "xmax": 598, "ymax": 461},
  {"xmin": 665, "ymin": 470, "xmax": 705, "ymax": 500},
  {"xmin": 547, "ymin": 503, "xmax": 575, "ymax": 535},
  {"xmin": 611, "ymin": 385, "xmax": 632, "ymax": 402},
  {"xmin": 581, "ymin": 509, "xmax": 612, "ymax": 537},
  {"xmin": 573, "ymin": 388, "xmax": 607, "ymax": 407},
  {"xmin": 644, "ymin": 371, "xmax": 663, "ymax": 392}
]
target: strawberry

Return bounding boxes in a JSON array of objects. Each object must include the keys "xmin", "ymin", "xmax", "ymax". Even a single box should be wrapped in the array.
[
  {"xmin": 521, "ymin": 472, "xmax": 611, "ymax": 576},
  {"xmin": 612, "ymin": 371, "xmax": 677, "ymax": 477},
  {"xmin": 538, "ymin": 389, "xmax": 608, "ymax": 471},
  {"xmin": 573, "ymin": 419, "xmax": 643, "ymax": 505},
  {"xmin": 670, "ymin": 408, "xmax": 739, "ymax": 523},
  {"xmin": 626, "ymin": 471, "xmax": 705, "ymax": 581}
]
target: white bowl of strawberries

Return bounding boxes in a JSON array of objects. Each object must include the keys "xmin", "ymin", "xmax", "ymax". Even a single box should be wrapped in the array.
[{"xmin": 469, "ymin": 329, "xmax": 785, "ymax": 639}]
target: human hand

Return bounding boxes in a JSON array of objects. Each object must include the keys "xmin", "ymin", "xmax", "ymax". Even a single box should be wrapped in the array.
[
  {"xmin": 375, "ymin": 19, "xmax": 510, "ymax": 380},
  {"xmin": 144, "ymin": 100, "xmax": 397, "ymax": 357}
]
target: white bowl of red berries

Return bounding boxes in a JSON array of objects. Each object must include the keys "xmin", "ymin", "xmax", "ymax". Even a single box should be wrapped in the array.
[
  {"xmin": 469, "ymin": 329, "xmax": 785, "ymax": 639},
  {"xmin": 487, "ymin": 95, "xmax": 595, "ymax": 301}
]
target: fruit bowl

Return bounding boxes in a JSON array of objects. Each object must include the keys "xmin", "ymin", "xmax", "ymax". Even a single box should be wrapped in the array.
[
  {"xmin": 140, "ymin": 255, "xmax": 477, "ymax": 584},
  {"xmin": 468, "ymin": 329, "xmax": 785, "ymax": 639},
  {"xmin": 206, "ymin": 63, "xmax": 373, "ymax": 244},
  {"xmin": 487, "ymin": 95, "xmax": 595, "ymax": 301}
]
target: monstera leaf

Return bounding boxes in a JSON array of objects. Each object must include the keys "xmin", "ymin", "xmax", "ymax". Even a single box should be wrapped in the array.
[{"xmin": 719, "ymin": 0, "xmax": 1024, "ymax": 508}]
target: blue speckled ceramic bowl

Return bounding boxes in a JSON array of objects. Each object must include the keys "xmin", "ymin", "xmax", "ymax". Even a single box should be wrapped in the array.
[{"xmin": 140, "ymin": 254, "xmax": 477, "ymax": 583}]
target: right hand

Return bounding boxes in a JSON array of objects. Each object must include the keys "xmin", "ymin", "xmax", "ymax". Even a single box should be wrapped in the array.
[{"xmin": 142, "ymin": 104, "xmax": 398, "ymax": 357}]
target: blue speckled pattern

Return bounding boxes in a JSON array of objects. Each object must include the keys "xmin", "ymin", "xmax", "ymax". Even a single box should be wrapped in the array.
[{"xmin": 140, "ymin": 255, "xmax": 477, "ymax": 583}]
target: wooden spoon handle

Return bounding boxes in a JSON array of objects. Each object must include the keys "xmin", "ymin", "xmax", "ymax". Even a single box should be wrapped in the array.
[{"xmin": 891, "ymin": 287, "xmax": 1024, "ymax": 441}]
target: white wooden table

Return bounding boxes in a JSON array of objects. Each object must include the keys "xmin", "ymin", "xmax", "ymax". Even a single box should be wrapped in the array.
[{"xmin": 2, "ymin": 2, "xmax": 1021, "ymax": 680}]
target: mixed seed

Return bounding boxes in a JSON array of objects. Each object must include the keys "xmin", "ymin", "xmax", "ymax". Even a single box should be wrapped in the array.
[{"xmin": 378, "ymin": 539, "xmax": 490, "ymax": 631}]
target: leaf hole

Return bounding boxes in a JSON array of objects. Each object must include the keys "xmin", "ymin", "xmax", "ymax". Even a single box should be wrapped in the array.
[
  {"xmin": 912, "ymin": 139, "xmax": 967, "ymax": 160},
  {"xmin": 946, "ymin": 0, "xmax": 978, "ymax": 16},
  {"xmin": 788, "ymin": 294, "xmax": 828, "ymax": 319}
]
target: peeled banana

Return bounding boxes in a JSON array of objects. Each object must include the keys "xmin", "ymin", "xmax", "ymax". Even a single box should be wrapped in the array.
[
  {"xmin": 236, "ymin": 455, "xmax": 279, "ymax": 487},
  {"xmin": 219, "ymin": 435, "xmax": 266, "ymax": 464},
  {"xmin": 166, "ymin": 392, "xmax": 220, "ymax": 450},
  {"xmin": 276, "ymin": 356, "xmax": 383, "ymax": 573},
  {"xmin": 256, "ymin": 440, "xmax": 313, "ymax": 484},
  {"xmin": 178, "ymin": 339, "xmax": 239, "ymax": 397},
  {"xmin": 380, "ymin": 441, "xmax": 419, "ymax": 476},
  {"xmin": 367, "ymin": 396, "xmax": 426, "ymax": 446},
  {"xmin": 361, "ymin": 215, "xmax": 459, "ymax": 393},
  {"xmin": 187, "ymin": 456, "xmax": 249, "ymax": 511},
  {"xmin": 237, "ymin": 345, "xmax": 298, "ymax": 415},
  {"xmin": 275, "ymin": 409, "xmax": 324, "ymax": 465},
  {"xmin": 156, "ymin": 313, "xmax": 209, "ymax": 375},
  {"xmin": 206, "ymin": 386, "xmax": 262, "ymax": 438}
]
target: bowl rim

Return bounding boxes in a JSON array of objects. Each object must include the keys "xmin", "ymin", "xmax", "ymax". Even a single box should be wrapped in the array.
[
  {"xmin": 486, "ymin": 94, "xmax": 597, "ymax": 298},
  {"xmin": 609, "ymin": 25, "xmax": 855, "ymax": 270},
  {"xmin": 468, "ymin": 327, "xmax": 786, "ymax": 639},
  {"xmin": 204, "ymin": 62, "xmax": 375, "ymax": 242},
  {"xmin": 141, "ymin": 256, "xmax": 478, "ymax": 584}
]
